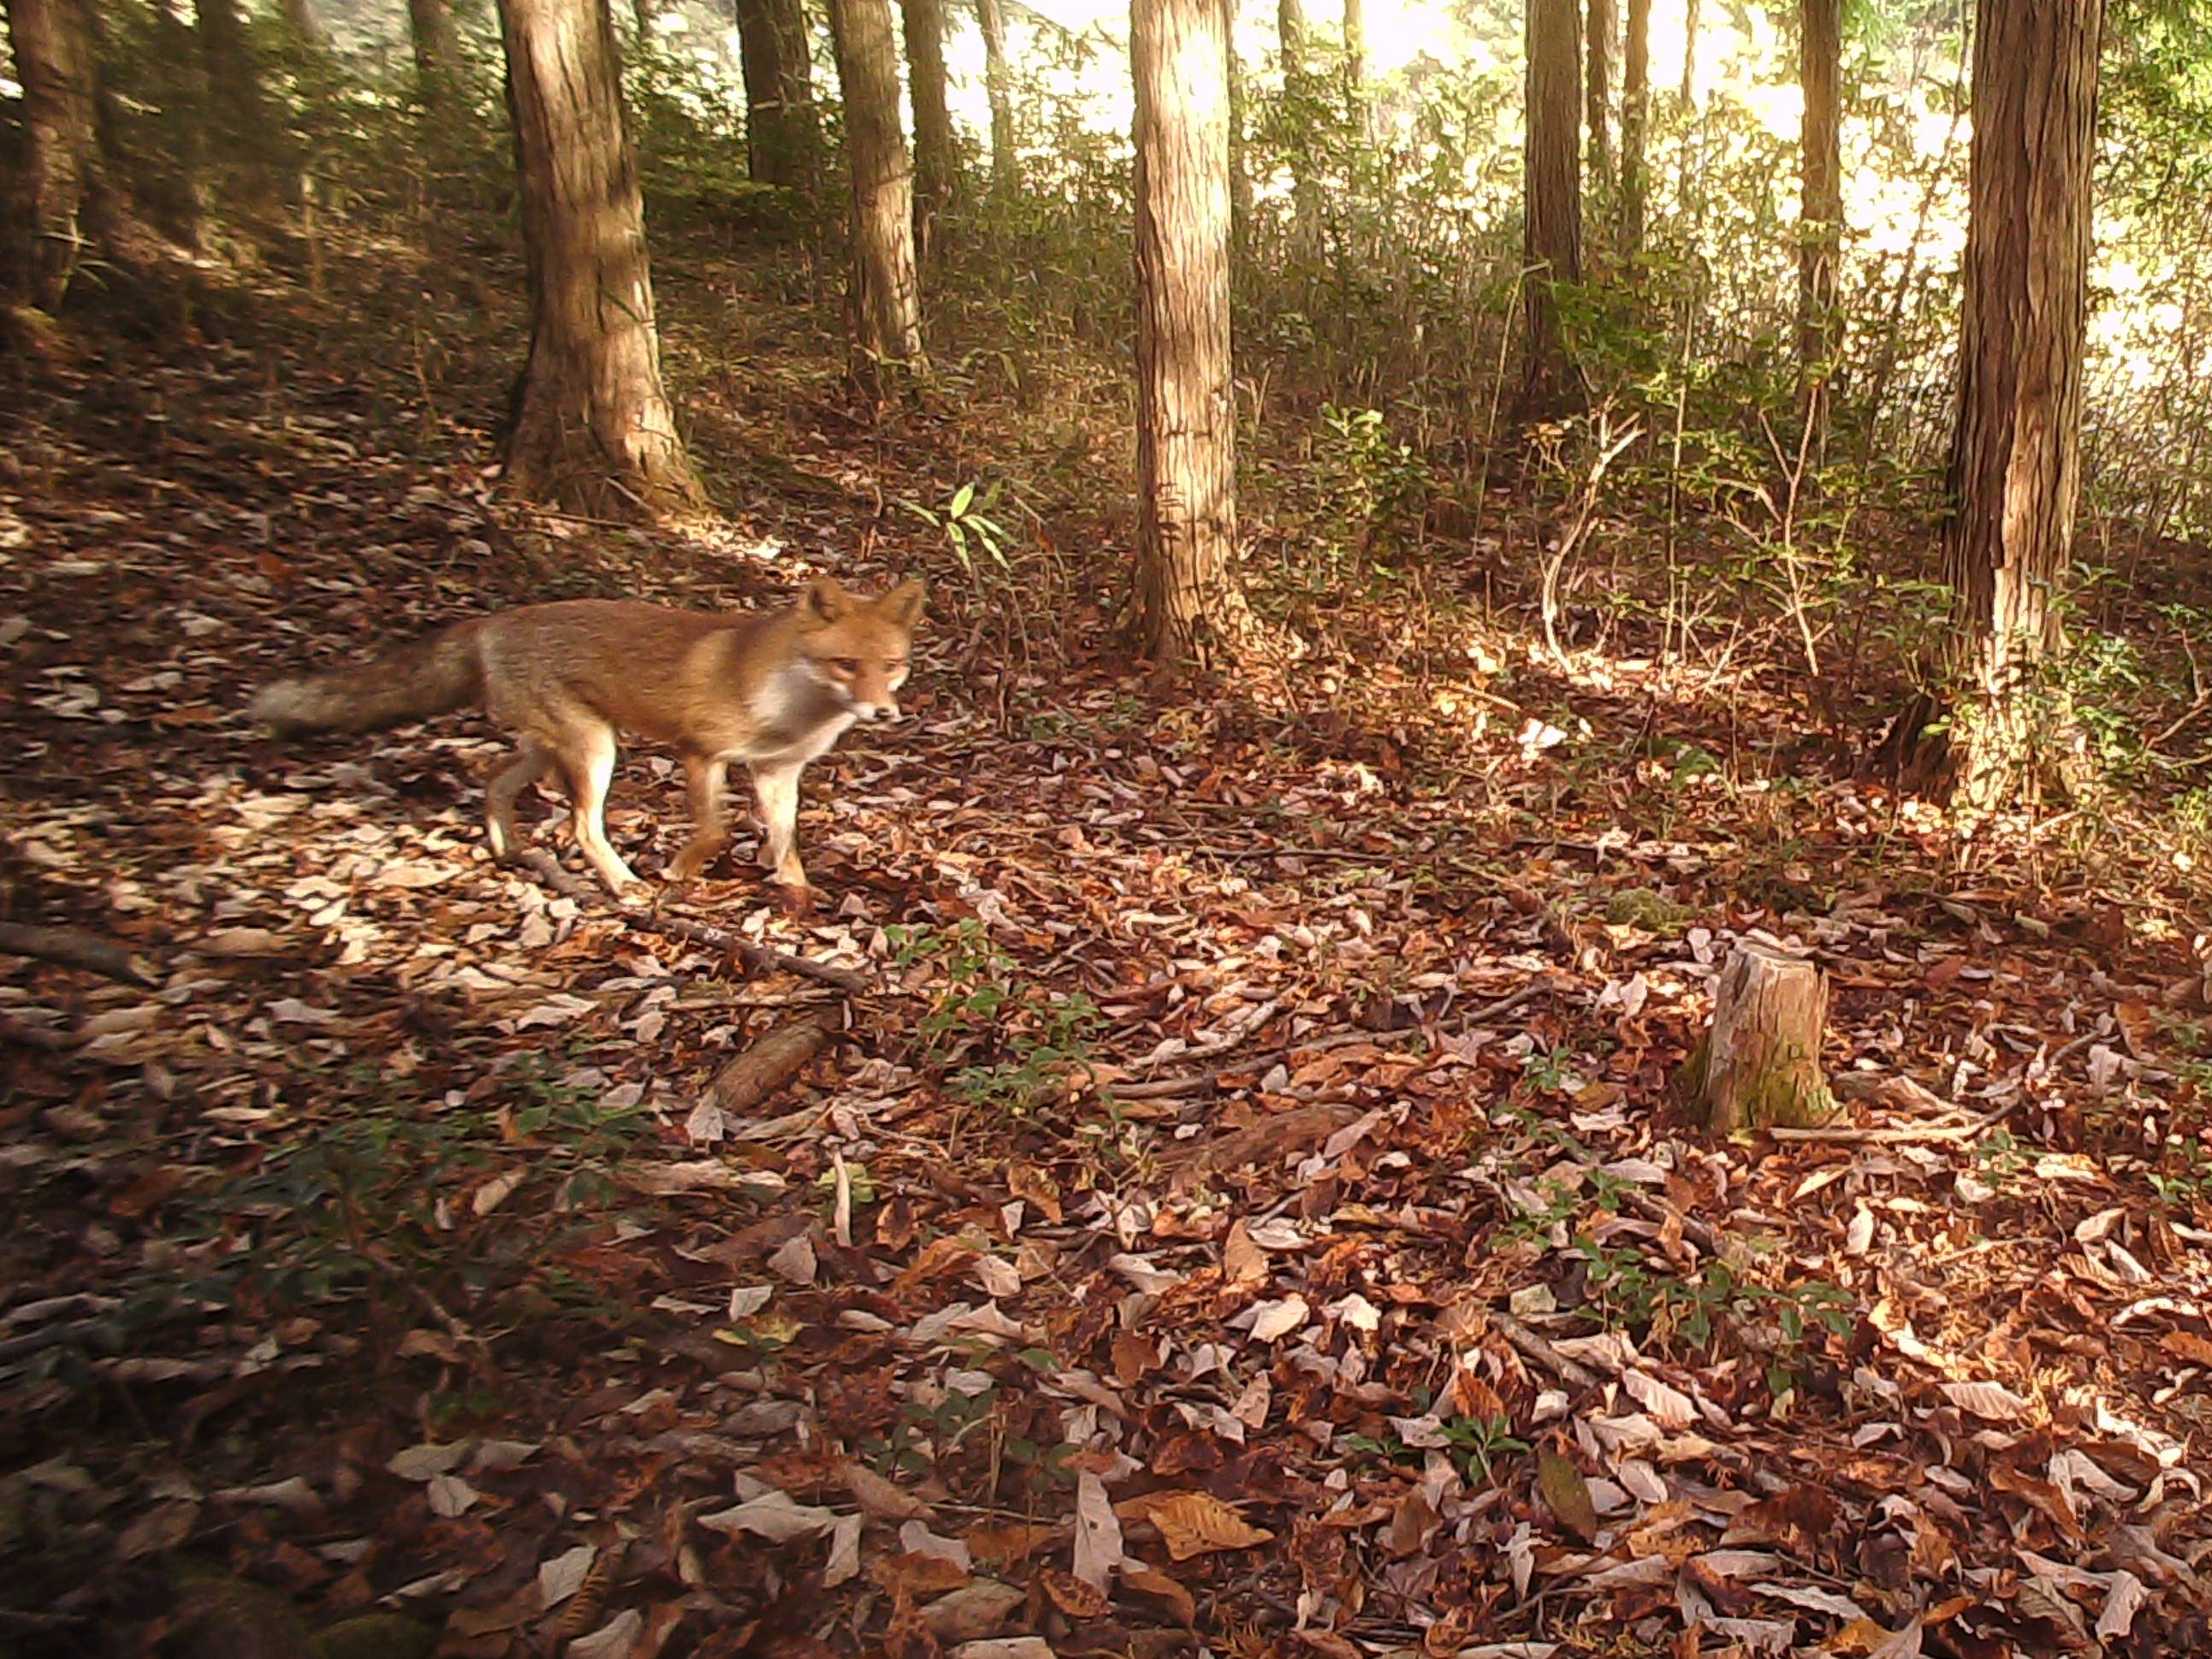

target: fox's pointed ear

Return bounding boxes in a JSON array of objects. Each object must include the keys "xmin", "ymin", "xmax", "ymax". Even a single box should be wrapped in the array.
[
  {"xmin": 801, "ymin": 576, "xmax": 851, "ymax": 624},
  {"xmin": 883, "ymin": 578, "xmax": 926, "ymax": 627}
]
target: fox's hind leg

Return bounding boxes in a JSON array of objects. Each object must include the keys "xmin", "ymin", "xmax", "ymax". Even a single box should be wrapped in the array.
[
  {"xmin": 556, "ymin": 721, "xmax": 641, "ymax": 895},
  {"xmin": 669, "ymin": 754, "xmax": 730, "ymax": 881},
  {"xmin": 486, "ymin": 738, "xmax": 554, "ymax": 862}
]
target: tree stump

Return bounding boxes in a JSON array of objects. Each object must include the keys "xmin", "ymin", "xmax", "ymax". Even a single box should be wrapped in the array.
[{"xmin": 1679, "ymin": 939, "xmax": 1833, "ymax": 1135}]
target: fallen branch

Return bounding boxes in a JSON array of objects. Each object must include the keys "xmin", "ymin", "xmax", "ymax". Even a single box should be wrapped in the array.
[
  {"xmin": 710, "ymin": 1009, "xmax": 843, "ymax": 1117},
  {"xmin": 1487, "ymin": 1310, "xmax": 1600, "ymax": 1391},
  {"xmin": 1767, "ymin": 1096, "xmax": 2025, "ymax": 1146},
  {"xmin": 640, "ymin": 914, "xmax": 875, "ymax": 997},
  {"xmin": 0, "ymin": 921, "xmax": 157, "ymax": 986},
  {"xmin": 1114, "ymin": 982, "xmax": 1555, "ymax": 1103},
  {"xmin": 510, "ymin": 849, "xmax": 872, "ymax": 994}
]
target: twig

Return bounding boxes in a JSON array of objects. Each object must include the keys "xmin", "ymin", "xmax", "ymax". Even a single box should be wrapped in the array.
[
  {"xmin": 0, "ymin": 921, "xmax": 157, "ymax": 986},
  {"xmin": 1768, "ymin": 1095, "xmax": 2025, "ymax": 1146},
  {"xmin": 641, "ymin": 914, "xmax": 874, "ymax": 997},
  {"xmin": 1487, "ymin": 1309, "xmax": 1600, "ymax": 1390},
  {"xmin": 509, "ymin": 849, "xmax": 872, "ymax": 994},
  {"xmin": 1112, "ymin": 982, "xmax": 1555, "ymax": 1102}
]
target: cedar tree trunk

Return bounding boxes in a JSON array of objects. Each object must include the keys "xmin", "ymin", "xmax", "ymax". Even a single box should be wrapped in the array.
[
  {"xmin": 8, "ymin": 0, "xmax": 102, "ymax": 307},
  {"xmin": 1277, "ymin": 0, "xmax": 1319, "ymax": 248},
  {"xmin": 1616, "ymin": 0, "xmax": 1648, "ymax": 258},
  {"xmin": 1585, "ymin": 0, "xmax": 1613, "ymax": 198},
  {"xmin": 1679, "ymin": 940, "xmax": 1834, "ymax": 1135},
  {"xmin": 495, "ymin": 0, "xmax": 704, "ymax": 514},
  {"xmin": 407, "ymin": 0, "xmax": 460, "ymax": 95},
  {"xmin": 1225, "ymin": 0, "xmax": 1251, "ymax": 256},
  {"xmin": 1941, "ymin": 0, "xmax": 2102, "ymax": 809},
  {"xmin": 1519, "ymin": 0, "xmax": 1582, "ymax": 421},
  {"xmin": 900, "ymin": 0, "xmax": 957, "ymax": 258},
  {"xmin": 976, "ymin": 0, "xmax": 1016, "ymax": 194},
  {"xmin": 197, "ymin": 0, "xmax": 269, "ymax": 142},
  {"xmin": 827, "ymin": 0, "xmax": 926, "ymax": 367},
  {"xmin": 1130, "ymin": 0, "xmax": 1253, "ymax": 663},
  {"xmin": 735, "ymin": 0, "xmax": 821, "ymax": 186},
  {"xmin": 1342, "ymin": 0, "xmax": 1361, "ymax": 85},
  {"xmin": 1679, "ymin": 0, "xmax": 1697, "ymax": 102},
  {"xmin": 1798, "ymin": 0, "xmax": 1842, "ymax": 417}
]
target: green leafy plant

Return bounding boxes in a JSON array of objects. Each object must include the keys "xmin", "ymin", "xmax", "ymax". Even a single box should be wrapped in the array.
[{"xmin": 904, "ymin": 481, "xmax": 1012, "ymax": 578}]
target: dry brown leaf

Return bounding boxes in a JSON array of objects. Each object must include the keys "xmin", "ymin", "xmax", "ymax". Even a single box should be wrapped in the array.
[
  {"xmin": 1038, "ymin": 1565, "xmax": 1111, "ymax": 1619},
  {"xmin": 1120, "ymin": 1565, "xmax": 1196, "ymax": 1626},
  {"xmin": 1123, "ymin": 1490, "xmax": 1273, "ymax": 1561}
]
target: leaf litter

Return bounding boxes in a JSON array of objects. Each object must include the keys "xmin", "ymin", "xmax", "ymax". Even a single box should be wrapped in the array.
[{"xmin": 3, "ymin": 244, "xmax": 2212, "ymax": 1659}]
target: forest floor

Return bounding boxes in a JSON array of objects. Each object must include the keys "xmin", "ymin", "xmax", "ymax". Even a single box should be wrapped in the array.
[{"xmin": 5, "ymin": 215, "xmax": 2212, "ymax": 1659}]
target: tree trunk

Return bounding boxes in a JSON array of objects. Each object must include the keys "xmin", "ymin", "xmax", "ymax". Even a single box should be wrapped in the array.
[
  {"xmin": 1942, "ymin": 0, "xmax": 2102, "ymax": 810},
  {"xmin": 278, "ymin": 0, "xmax": 326, "ymax": 46},
  {"xmin": 1798, "ymin": 0, "xmax": 1842, "ymax": 424},
  {"xmin": 735, "ymin": 0, "xmax": 821, "ymax": 186},
  {"xmin": 495, "ymin": 0, "xmax": 704, "ymax": 516},
  {"xmin": 1277, "ymin": 0, "xmax": 1319, "ymax": 249},
  {"xmin": 899, "ymin": 0, "xmax": 957, "ymax": 259},
  {"xmin": 197, "ymin": 0, "xmax": 269, "ymax": 145},
  {"xmin": 976, "ymin": 0, "xmax": 1017, "ymax": 195},
  {"xmin": 1616, "ymin": 0, "xmax": 1648, "ymax": 258},
  {"xmin": 1519, "ymin": 0, "xmax": 1582, "ymax": 421},
  {"xmin": 1585, "ymin": 0, "xmax": 1613, "ymax": 199},
  {"xmin": 1341, "ymin": 0, "xmax": 1361, "ymax": 84},
  {"xmin": 827, "ymin": 0, "xmax": 926, "ymax": 369},
  {"xmin": 1224, "ymin": 0, "xmax": 1251, "ymax": 258},
  {"xmin": 407, "ymin": 0, "xmax": 460, "ymax": 97},
  {"xmin": 1131, "ymin": 0, "xmax": 1253, "ymax": 664},
  {"xmin": 1679, "ymin": 0, "xmax": 1697, "ymax": 103},
  {"xmin": 8, "ymin": 0, "xmax": 103, "ymax": 308},
  {"xmin": 1678, "ymin": 939, "xmax": 1833, "ymax": 1135}
]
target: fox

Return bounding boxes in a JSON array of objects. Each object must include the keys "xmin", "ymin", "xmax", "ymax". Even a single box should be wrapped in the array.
[{"xmin": 248, "ymin": 576, "xmax": 925, "ymax": 898}]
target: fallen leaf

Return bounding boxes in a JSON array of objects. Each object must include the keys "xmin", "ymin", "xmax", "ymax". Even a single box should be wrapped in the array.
[{"xmin": 1537, "ymin": 1446, "xmax": 1598, "ymax": 1543}]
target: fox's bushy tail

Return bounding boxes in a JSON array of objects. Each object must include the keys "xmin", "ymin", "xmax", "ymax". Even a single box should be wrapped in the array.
[{"xmin": 250, "ymin": 619, "xmax": 486, "ymax": 736}]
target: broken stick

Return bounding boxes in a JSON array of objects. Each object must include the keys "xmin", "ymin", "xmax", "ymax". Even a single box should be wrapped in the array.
[
  {"xmin": 0, "ymin": 921, "xmax": 157, "ymax": 987},
  {"xmin": 510, "ymin": 849, "xmax": 871, "ymax": 994},
  {"xmin": 709, "ymin": 1009, "xmax": 842, "ymax": 1116}
]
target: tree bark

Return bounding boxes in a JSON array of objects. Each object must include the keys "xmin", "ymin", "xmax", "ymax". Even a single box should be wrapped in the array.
[
  {"xmin": 1585, "ymin": 0, "xmax": 1613, "ymax": 199},
  {"xmin": 1224, "ymin": 0, "xmax": 1251, "ymax": 258},
  {"xmin": 900, "ymin": 0, "xmax": 957, "ymax": 258},
  {"xmin": 1277, "ymin": 0, "xmax": 1319, "ymax": 249},
  {"xmin": 278, "ymin": 0, "xmax": 326, "ymax": 46},
  {"xmin": 495, "ymin": 0, "xmax": 704, "ymax": 516},
  {"xmin": 827, "ymin": 0, "xmax": 926, "ymax": 369},
  {"xmin": 735, "ymin": 0, "xmax": 821, "ymax": 186},
  {"xmin": 1131, "ymin": 0, "xmax": 1253, "ymax": 664},
  {"xmin": 1519, "ymin": 0, "xmax": 1582, "ymax": 421},
  {"xmin": 7, "ymin": 0, "xmax": 103, "ymax": 308},
  {"xmin": 407, "ymin": 0, "xmax": 460, "ymax": 98},
  {"xmin": 1679, "ymin": 940, "xmax": 1833, "ymax": 1135},
  {"xmin": 197, "ymin": 0, "xmax": 270, "ymax": 145},
  {"xmin": 976, "ymin": 0, "xmax": 1016, "ymax": 195},
  {"xmin": 1942, "ymin": 0, "xmax": 2102, "ymax": 810},
  {"xmin": 1616, "ymin": 0, "xmax": 1648, "ymax": 258},
  {"xmin": 1798, "ymin": 0, "xmax": 1842, "ymax": 421},
  {"xmin": 1341, "ymin": 0, "xmax": 1361, "ymax": 85},
  {"xmin": 1679, "ymin": 0, "xmax": 1697, "ymax": 103}
]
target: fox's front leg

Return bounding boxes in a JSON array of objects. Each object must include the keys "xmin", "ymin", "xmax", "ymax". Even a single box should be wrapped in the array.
[
  {"xmin": 749, "ymin": 760, "xmax": 808, "ymax": 892},
  {"xmin": 670, "ymin": 754, "xmax": 730, "ymax": 881}
]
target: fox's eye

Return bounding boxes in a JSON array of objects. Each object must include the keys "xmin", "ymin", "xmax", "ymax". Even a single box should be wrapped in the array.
[
  {"xmin": 886, "ymin": 659, "xmax": 905, "ymax": 672},
  {"xmin": 831, "ymin": 658, "xmax": 860, "ymax": 675}
]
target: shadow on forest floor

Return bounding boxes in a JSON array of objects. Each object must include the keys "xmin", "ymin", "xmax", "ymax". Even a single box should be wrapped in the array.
[{"xmin": 3, "ymin": 221, "xmax": 2212, "ymax": 1659}]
